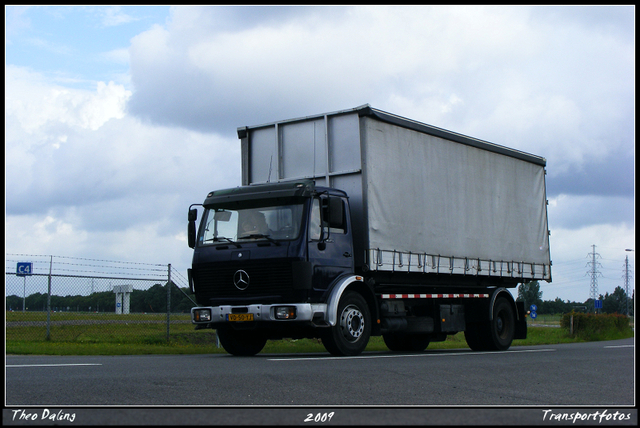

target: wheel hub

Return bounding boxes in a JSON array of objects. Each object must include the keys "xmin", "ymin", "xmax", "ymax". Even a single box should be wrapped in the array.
[
  {"xmin": 340, "ymin": 305, "xmax": 364, "ymax": 342},
  {"xmin": 496, "ymin": 316, "xmax": 504, "ymax": 334}
]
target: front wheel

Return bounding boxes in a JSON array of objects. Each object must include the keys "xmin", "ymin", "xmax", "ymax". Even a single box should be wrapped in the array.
[
  {"xmin": 216, "ymin": 326, "xmax": 267, "ymax": 356},
  {"xmin": 321, "ymin": 291, "xmax": 371, "ymax": 356}
]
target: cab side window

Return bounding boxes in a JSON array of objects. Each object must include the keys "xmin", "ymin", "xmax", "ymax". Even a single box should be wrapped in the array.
[
  {"xmin": 309, "ymin": 196, "xmax": 347, "ymax": 241},
  {"xmin": 309, "ymin": 198, "xmax": 322, "ymax": 240},
  {"xmin": 326, "ymin": 198, "xmax": 346, "ymax": 235}
]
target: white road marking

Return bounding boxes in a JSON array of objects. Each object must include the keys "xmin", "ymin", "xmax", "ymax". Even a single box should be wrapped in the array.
[
  {"xmin": 604, "ymin": 344, "xmax": 634, "ymax": 348},
  {"xmin": 268, "ymin": 348, "xmax": 556, "ymax": 361},
  {"xmin": 6, "ymin": 363, "xmax": 102, "ymax": 368}
]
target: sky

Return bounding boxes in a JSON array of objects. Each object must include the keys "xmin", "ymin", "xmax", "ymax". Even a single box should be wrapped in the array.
[{"xmin": 5, "ymin": 5, "xmax": 635, "ymax": 303}]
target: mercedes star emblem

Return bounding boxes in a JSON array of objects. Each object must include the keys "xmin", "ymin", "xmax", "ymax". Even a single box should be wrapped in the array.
[{"xmin": 233, "ymin": 269, "xmax": 250, "ymax": 290}]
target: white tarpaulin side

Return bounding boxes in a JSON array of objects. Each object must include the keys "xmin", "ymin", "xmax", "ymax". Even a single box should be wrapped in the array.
[{"xmin": 361, "ymin": 117, "xmax": 551, "ymax": 278}]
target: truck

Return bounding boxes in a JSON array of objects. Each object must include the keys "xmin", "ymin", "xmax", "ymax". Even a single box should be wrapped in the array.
[{"xmin": 188, "ymin": 104, "xmax": 552, "ymax": 356}]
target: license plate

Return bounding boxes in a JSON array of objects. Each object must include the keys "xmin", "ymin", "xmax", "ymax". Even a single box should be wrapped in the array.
[{"xmin": 227, "ymin": 313, "xmax": 254, "ymax": 322}]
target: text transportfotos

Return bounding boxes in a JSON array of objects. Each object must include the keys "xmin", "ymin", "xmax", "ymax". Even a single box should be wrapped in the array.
[{"xmin": 542, "ymin": 409, "xmax": 631, "ymax": 423}]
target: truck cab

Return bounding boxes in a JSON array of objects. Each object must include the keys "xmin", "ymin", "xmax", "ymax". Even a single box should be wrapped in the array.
[{"xmin": 188, "ymin": 180, "xmax": 364, "ymax": 355}]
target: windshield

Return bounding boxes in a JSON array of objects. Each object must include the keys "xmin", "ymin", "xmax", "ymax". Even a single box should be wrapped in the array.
[{"xmin": 199, "ymin": 203, "xmax": 304, "ymax": 245}]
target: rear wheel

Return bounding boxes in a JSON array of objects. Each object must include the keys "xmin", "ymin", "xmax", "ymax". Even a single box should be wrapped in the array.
[
  {"xmin": 383, "ymin": 333, "xmax": 431, "ymax": 352},
  {"xmin": 464, "ymin": 296, "xmax": 515, "ymax": 352},
  {"xmin": 488, "ymin": 297, "xmax": 515, "ymax": 351},
  {"xmin": 216, "ymin": 326, "xmax": 267, "ymax": 356},
  {"xmin": 464, "ymin": 322, "xmax": 488, "ymax": 351},
  {"xmin": 322, "ymin": 291, "xmax": 371, "ymax": 356}
]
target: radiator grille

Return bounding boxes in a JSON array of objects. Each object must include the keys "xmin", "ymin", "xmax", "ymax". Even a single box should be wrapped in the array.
[{"xmin": 193, "ymin": 259, "xmax": 294, "ymax": 305}]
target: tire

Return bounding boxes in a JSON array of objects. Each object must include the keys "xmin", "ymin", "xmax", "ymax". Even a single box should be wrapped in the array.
[
  {"xmin": 383, "ymin": 333, "xmax": 431, "ymax": 352},
  {"xmin": 321, "ymin": 291, "xmax": 371, "ymax": 356},
  {"xmin": 464, "ymin": 322, "xmax": 489, "ymax": 351},
  {"xmin": 488, "ymin": 297, "xmax": 515, "ymax": 351},
  {"xmin": 216, "ymin": 326, "xmax": 267, "ymax": 356},
  {"xmin": 464, "ymin": 296, "xmax": 515, "ymax": 352}
]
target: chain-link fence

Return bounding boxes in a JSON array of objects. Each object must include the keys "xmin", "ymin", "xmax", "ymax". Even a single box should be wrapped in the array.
[{"xmin": 6, "ymin": 254, "xmax": 198, "ymax": 343}]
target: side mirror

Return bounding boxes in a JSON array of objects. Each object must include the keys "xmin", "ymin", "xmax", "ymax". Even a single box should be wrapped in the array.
[
  {"xmin": 188, "ymin": 208, "xmax": 198, "ymax": 222},
  {"xmin": 188, "ymin": 208, "xmax": 197, "ymax": 248}
]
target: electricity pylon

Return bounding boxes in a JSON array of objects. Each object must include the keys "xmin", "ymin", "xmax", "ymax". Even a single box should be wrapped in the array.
[
  {"xmin": 622, "ymin": 252, "xmax": 633, "ymax": 316},
  {"xmin": 586, "ymin": 244, "xmax": 602, "ymax": 313}
]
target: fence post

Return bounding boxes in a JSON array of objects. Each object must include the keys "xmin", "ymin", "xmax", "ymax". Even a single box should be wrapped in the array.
[
  {"xmin": 570, "ymin": 314, "xmax": 574, "ymax": 335},
  {"xmin": 46, "ymin": 255, "xmax": 52, "ymax": 340},
  {"xmin": 166, "ymin": 264, "xmax": 171, "ymax": 341},
  {"xmin": 22, "ymin": 276, "xmax": 26, "ymax": 312}
]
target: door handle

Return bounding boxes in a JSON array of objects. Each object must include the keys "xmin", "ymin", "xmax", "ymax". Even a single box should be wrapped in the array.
[{"xmin": 343, "ymin": 252, "xmax": 352, "ymax": 258}]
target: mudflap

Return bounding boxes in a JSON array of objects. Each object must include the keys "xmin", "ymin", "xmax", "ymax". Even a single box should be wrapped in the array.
[{"xmin": 514, "ymin": 300, "xmax": 527, "ymax": 340}]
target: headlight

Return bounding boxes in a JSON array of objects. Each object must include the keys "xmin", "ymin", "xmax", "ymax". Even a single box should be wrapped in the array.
[
  {"xmin": 194, "ymin": 309, "xmax": 211, "ymax": 322},
  {"xmin": 275, "ymin": 306, "xmax": 296, "ymax": 320}
]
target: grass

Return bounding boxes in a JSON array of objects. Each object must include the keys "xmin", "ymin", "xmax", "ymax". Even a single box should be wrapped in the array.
[
  {"xmin": 527, "ymin": 313, "xmax": 563, "ymax": 325},
  {"xmin": 6, "ymin": 325, "xmax": 634, "ymax": 356},
  {"xmin": 6, "ymin": 311, "xmax": 181, "ymax": 322},
  {"xmin": 6, "ymin": 311, "xmax": 634, "ymax": 356}
]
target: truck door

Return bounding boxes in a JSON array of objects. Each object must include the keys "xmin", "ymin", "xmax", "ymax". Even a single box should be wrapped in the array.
[{"xmin": 308, "ymin": 196, "xmax": 354, "ymax": 292}]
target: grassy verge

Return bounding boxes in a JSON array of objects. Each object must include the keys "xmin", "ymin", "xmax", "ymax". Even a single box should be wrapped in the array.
[{"xmin": 6, "ymin": 324, "xmax": 634, "ymax": 356}]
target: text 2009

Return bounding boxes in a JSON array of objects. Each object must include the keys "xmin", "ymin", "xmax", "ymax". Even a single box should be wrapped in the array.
[{"xmin": 304, "ymin": 412, "xmax": 335, "ymax": 423}]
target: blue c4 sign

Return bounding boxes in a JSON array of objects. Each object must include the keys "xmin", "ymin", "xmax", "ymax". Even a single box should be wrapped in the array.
[{"xmin": 17, "ymin": 262, "xmax": 33, "ymax": 277}]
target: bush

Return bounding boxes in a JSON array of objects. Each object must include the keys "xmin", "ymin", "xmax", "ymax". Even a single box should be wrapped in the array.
[{"xmin": 561, "ymin": 311, "xmax": 632, "ymax": 341}]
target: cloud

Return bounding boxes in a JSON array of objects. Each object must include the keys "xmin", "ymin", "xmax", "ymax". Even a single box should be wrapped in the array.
[
  {"xmin": 548, "ymin": 194, "xmax": 634, "ymax": 230},
  {"xmin": 5, "ymin": 212, "xmax": 187, "ymax": 268},
  {"xmin": 5, "ymin": 6, "xmax": 32, "ymax": 42},
  {"xmin": 125, "ymin": 6, "xmax": 634, "ymax": 193},
  {"xmin": 6, "ymin": 66, "xmax": 132, "ymax": 215},
  {"xmin": 6, "ymin": 65, "xmax": 242, "ymax": 273},
  {"xmin": 547, "ymin": 144, "xmax": 634, "ymax": 199},
  {"xmin": 5, "ymin": 65, "xmax": 130, "ymax": 132},
  {"xmin": 547, "ymin": 222, "xmax": 634, "ymax": 301},
  {"xmin": 5, "ymin": 64, "xmax": 241, "ymax": 222},
  {"xmin": 5, "ymin": 6, "xmax": 634, "ymax": 303},
  {"xmin": 98, "ymin": 6, "xmax": 140, "ymax": 27},
  {"xmin": 100, "ymin": 47, "xmax": 130, "ymax": 65}
]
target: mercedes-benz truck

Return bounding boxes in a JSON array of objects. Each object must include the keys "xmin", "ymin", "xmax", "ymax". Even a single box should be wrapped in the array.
[{"xmin": 188, "ymin": 105, "xmax": 552, "ymax": 356}]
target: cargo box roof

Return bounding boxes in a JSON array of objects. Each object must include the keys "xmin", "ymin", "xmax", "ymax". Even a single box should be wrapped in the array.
[{"xmin": 238, "ymin": 104, "xmax": 546, "ymax": 167}]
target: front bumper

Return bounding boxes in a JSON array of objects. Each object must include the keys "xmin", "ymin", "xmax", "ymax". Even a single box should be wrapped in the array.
[{"xmin": 191, "ymin": 303, "xmax": 328, "ymax": 325}]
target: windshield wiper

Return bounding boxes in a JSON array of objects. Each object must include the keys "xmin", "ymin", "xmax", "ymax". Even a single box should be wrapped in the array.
[
  {"xmin": 238, "ymin": 234, "xmax": 281, "ymax": 246},
  {"xmin": 203, "ymin": 236, "xmax": 241, "ymax": 248}
]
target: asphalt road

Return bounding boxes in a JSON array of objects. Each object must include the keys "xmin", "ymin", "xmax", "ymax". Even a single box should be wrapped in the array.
[{"xmin": 4, "ymin": 338, "xmax": 636, "ymax": 425}]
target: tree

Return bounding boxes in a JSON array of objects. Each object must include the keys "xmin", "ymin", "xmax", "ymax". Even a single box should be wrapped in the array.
[
  {"xmin": 6, "ymin": 283, "xmax": 197, "ymax": 313},
  {"xmin": 142, "ymin": 284, "xmax": 166, "ymax": 312},
  {"xmin": 538, "ymin": 297, "xmax": 572, "ymax": 315},
  {"xmin": 602, "ymin": 286, "xmax": 628, "ymax": 314},
  {"xmin": 517, "ymin": 280, "xmax": 543, "ymax": 308}
]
